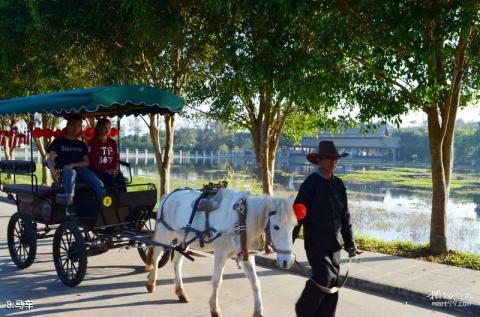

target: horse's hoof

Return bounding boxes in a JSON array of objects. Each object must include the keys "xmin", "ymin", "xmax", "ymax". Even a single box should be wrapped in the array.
[
  {"xmin": 178, "ymin": 294, "xmax": 190, "ymax": 303},
  {"xmin": 145, "ymin": 264, "xmax": 153, "ymax": 272},
  {"xmin": 175, "ymin": 288, "xmax": 190, "ymax": 303},
  {"xmin": 146, "ymin": 282, "xmax": 155, "ymax": 293}
]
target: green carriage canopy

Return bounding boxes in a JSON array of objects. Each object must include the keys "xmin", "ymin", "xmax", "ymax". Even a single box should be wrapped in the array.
[{"xmin": 0, "ymin": 85, "xmax": 184, "ymax": 117}]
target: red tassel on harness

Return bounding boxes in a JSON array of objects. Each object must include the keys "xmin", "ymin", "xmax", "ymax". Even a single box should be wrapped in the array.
[{"xmin": 293, "ymin": 203, "xmax": 307, "ymax": 220}]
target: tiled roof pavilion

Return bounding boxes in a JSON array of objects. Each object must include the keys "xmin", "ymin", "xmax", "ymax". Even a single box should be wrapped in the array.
[{"xmin": 296, "ymin": 126, "xmax": 400, "ymax": 158}]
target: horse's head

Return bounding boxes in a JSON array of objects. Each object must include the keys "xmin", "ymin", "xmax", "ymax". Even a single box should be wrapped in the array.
[{"xmin": 264, "ymin": 197, "xmax": 297, "ymax": 269}]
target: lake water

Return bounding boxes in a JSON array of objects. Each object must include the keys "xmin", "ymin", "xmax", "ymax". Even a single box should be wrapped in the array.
[{"xmin": 125, "ymin": 156, "xmax": 480, "ymax": 254}]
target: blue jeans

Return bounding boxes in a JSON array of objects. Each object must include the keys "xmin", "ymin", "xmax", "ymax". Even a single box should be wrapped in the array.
[{"xmin": 63, "ymin": 167, "xmax": 106, "ymax": 202}]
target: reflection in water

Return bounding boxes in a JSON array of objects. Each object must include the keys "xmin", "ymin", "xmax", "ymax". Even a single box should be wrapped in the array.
[{"xmin": 126, "ymin": 156, "xmax": 480, "ymax": 253}]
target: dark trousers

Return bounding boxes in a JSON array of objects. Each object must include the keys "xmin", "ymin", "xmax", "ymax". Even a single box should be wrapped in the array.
[
  {"xmin": 93, "ymin": 170, "xmax": 127, "ymax": 193},
  {"xmin": 296, "ymin": 249, "xmax": 340, "ymax": 317}
]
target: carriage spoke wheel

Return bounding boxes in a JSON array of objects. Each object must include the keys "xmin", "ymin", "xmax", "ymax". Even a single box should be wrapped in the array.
[
  {"xmin": 7, "ymin": 212, "xmax": 37, "ymax": 269},
  {"xmin": 136, "ymin": 210, "xmax": 171, "ymax": 268},
  {"xmin": 53, "ymin": 221, "xmax": 87, "ymax": 287}
]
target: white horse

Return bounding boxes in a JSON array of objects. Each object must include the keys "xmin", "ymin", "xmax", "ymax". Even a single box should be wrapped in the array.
[{"xmin": 145, "ymin": 188, "xmax": 297, "ymax": 317}]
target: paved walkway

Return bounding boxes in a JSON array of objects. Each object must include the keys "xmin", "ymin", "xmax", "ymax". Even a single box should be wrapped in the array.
[
  {"xmin": 0, "ymin": 192, "xmax": 477, "ymax": 316},
  {"xmin": 256, "ymin": 240, "xmax": 480, "ymax": 316}
]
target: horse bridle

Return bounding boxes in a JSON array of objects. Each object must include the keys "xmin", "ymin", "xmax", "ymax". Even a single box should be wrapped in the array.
[{"xmin": 264, "ymin": 210, "xmax": 293, "ymax": 256}]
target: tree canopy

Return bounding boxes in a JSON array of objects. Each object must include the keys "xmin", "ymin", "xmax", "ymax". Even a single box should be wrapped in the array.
[{"xmin": 330, "ymin": 0, "xmax": 480, "ymax": 252}]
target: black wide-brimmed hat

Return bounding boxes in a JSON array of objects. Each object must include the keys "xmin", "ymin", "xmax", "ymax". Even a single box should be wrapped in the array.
[{"xmin": 306, "ymin": 140, "xmax": 349, "ymax": 164}]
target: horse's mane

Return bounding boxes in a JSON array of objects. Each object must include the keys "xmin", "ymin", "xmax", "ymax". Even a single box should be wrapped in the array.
[
  {"xmin": 271, "ymin": 197, "xmax": 297, "ymax": 225},
  {"xmin": 245, "ymin": 194, "xmax": 297, "ymax": 240}
]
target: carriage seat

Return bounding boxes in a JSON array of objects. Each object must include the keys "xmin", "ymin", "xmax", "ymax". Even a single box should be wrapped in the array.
[
  {"xmin": 192, "ymin": 189, "xmax": 224, "ymax": 212},
  {"xmin": 0, "ymin": 160, "xmax": 36, "ymax": 175},
  {"xmin": 2, "ymin": 183, "xmax": 60, "ymax": 198},
  {"xmin": 196, "ymin": 197, "xmax": 221, "ymax": 212},
  {"xmin": 193, "ymin": 181, "xmax": 227, "ymax": 212}
]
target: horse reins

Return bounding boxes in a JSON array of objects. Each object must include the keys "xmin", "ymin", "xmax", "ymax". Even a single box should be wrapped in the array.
[
  {"xmin": 234, "ymin": 198, "xmax": 293, "ymax": 262},
  {"xmin": 293, "ymin": 257, "xmax": 353, "ymax": 294},
  {"xmin": 263, "ymin": 210, "xmax": 293, "ymax": 256}
]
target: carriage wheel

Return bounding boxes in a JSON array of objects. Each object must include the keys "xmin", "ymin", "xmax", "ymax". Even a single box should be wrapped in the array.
[
  {"xmin": 136, "ymin": 212, "xmax": 171, "ymax": 268},
  {"xmin": 53, "ymin": 221, "xmax": 87, "ymax": 287},
  {"xmin": 7, "ymin": 212, "xmax": 37, "ymax": 269}
]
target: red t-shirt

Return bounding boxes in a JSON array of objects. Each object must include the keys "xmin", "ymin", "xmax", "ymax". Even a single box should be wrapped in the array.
[{"xmin": 88, "ymin": 138, "xmax": 119, "ymax": 172}]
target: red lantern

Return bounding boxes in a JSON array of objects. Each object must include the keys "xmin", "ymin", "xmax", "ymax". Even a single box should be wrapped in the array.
[
  {"xmin": 84, "ymin": 127, "xmax": 94, "ymax": 138},
  {"xmin": 32, "ymin": 128, "xmax": 43, "ymax": 138},
  {"xmin": 109, "ymin": 127, "xmax": 119, "ymax": 137},
  {"xmin": 43, "ymin": 128, "xmax": 54, "ymax": 138},
  {"xmin": 60, "ymin": 127, "xmax": 67, "ymax": 137},
  {"xmin": 17, "ymin": 133, "xmax": 26, "ymax": 146}
]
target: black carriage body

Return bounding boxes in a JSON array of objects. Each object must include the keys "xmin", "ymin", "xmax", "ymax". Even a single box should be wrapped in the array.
[
  {"xmin": 91, "ymin": 187, "xmax": 157, "ymax": 228},
  {"xmin": 0, "ymin": 85, "xmax": 184, "ymax": 286},
  {"xmin": 3, "ymin": 181, "xmax": 157, "ymax": 229}
]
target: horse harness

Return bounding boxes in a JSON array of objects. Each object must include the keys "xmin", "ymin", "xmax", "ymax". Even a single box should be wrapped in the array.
[
  {"xmin": 233, "ymin": 198, "xmax": 292, "ymax": 265},
  {"xmin": 263, "ymin": 210, "xmax": 293, "ymax": 257},
  {"xmin": 158, "ymin": 182, "xmax": 231, "ymax": 250},
  {"xmin": 158, "ymin": 184, "xmax": 289, "ymax": 264}
]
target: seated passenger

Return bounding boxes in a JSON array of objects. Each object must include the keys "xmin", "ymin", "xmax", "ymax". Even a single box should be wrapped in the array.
[
  {"xmin": 88, "ymin": 118, "xmax": 126, "ymax": 192},
  {"xmin": 47, "ymin": 114, "xmax": 106, "ymax": 215}
]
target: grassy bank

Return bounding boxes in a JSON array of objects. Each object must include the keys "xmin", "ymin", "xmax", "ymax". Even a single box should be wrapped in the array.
[
  {"xmin": 296, "ymin": 230, "xmax": 479, "ymax": 270},
  {"xmin": 355, "ymin": 234, "xmax": 480, "ymax": 270},
  {"xmin": 340, "ymin": 167, "xmax": 480, "ymax": 198}
]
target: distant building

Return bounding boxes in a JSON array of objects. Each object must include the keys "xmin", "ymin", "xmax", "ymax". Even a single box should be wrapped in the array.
[{"xmin": 289, "ymin": 126, "xmax": 400, "ymax": 161}]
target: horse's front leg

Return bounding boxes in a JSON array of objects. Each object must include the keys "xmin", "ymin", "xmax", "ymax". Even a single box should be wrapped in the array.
[
  {"xmin": 241, "ymin": 256, "xmax": 264, "ymax": 317},
  {"xmin": 209, "ymin": 252, "xmax": 229, "ymax": 317},
  {"xmin": 146, "ymin": 246, "xmax": 164, "ymax": 293},
  {"xmin": 173, "ymin": 247, "xmax": 189, "ymax": 303}
]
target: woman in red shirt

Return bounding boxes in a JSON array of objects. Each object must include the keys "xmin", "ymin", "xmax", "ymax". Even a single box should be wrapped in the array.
[{"xmin": 88, "ymin": 118, "xmax": 126, "ymax": 192}]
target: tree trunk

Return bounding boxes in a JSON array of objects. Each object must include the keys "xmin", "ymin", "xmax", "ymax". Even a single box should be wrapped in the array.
[
  {"xmin": 34, "ymin": 138, "xmax": 50, "ymax": 185},
  {"xmin": 266, "ymin": 139, "xmax": 276, "ymax": 194},
  {"xmin": 256, "ymin": 121, "xmax": 273, "ymax": 195},
  {"xmin": 160, "ymin": 114, "xmax": 175, "ymax": 196},
  {"xmin": 4, "ymin": 137, "xmax": 13, "ymax": 180},
  {"xmin": 149, "ymin": 114, "xmax": 164, "ymax": 192},
  {"xmin": 251, "ymin": 119, "xmax": 279, "ymax": 195},
  {"xmin": 427, "ymin": 113, "xmax": 448, "ymax": 254},
  {"xmin": 260, "ymin": 154, "xmax": 273, "ymax": 195}
]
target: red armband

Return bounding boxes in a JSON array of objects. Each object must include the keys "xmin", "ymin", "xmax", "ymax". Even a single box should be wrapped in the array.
[{"xmin": 293, "ymin": 203, "xmax": 307, "ymax": 220}]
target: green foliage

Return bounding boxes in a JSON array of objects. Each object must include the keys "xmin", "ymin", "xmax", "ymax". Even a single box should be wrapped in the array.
[
  {"xmin": 119, "ymin": 123, "xmax": 252, "ymax": 153},
  {"xmin": 0, "ymin": 0, "xmax": 70, "ymax": 98},
  {"xmin": 393, "ymin": 127, "xmax": 430, "ymax": 161},
  {"xmin": 331, "ymin": 1, "xmax": 480, "ymax": 120},
  {"xmin": 132, "ymin": 167, "xmax": 263, "ymax": 195},
  {"xmin": 189, "ymin": 1, "xmax": 355, "ymax": 160},
  {"xmin": 391, "ymin": 123, "xmax": 480, "ymax": 164}
]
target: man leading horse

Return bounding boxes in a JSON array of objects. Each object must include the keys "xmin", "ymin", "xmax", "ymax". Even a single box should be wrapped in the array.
[{"xmin": 293, "ymin": 140, "xmax": 361, "ymax": 317}]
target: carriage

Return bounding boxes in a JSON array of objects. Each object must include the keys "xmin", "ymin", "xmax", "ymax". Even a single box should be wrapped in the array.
[{"xmin": 0, "ymin": 85, "xmax": 191, "ymax": 286}]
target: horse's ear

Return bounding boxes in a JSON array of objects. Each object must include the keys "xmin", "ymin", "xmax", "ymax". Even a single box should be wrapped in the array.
[{"xmin": 268, "ymin": 196, "xmax": 278, "ymax": 210}]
